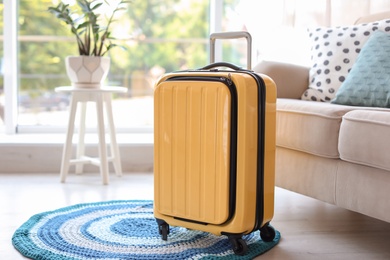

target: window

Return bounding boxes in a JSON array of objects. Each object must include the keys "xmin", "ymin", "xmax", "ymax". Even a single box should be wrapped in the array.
[
  {"xmin": 2, "ymin": 0, "xmax": 251, "ymax": 134},
  {"xmin": 1, "ymin": 0, "xmax": 247, "ymax": 134},
  {"xmin": 16, "ymin": 0, "xmax": 212, "ymax": 132}
]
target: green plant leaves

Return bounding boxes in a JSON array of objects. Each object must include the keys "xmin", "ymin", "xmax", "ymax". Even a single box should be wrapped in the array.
[{"xmin": 48, "ymin": 0, "xmax": 130, "ymax": 56}]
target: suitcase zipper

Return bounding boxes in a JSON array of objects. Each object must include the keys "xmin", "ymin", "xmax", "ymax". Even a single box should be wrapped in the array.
[
  {"xmin": 166, "ymin": 75, "xmax": 233, "ymax": 85},
  {"xmin": 165, "ymin": 75, "xmax": 238, "ymax": 225}
]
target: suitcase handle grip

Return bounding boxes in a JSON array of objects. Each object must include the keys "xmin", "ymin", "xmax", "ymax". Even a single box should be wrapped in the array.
[
  {"xmin": 200, "ymin": 62, "xmax": 244, "ymax": 71},
  {"xmin": 210, "ymin": 31, "xmax": 252, "ymax": 70}
]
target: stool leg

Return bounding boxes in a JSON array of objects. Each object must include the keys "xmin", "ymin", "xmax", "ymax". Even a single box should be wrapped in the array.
[
  {"xmin": 60, "ymin": 96, "xmax": 78, "ymax": 183},
  {"xmin": 104, "ymin": 93, "xmax": 122, "ymax": 176},
  {"xmin": 96, "ymin": 93, "xmax": 109, "ymax": 185},
  {"xmin": 75, "ymin": 101, "xmax": 87, "ymax": 174}
]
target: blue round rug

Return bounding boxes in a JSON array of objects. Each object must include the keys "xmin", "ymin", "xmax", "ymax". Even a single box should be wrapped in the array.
[{"xmin": 12, "ymin": 200, "xmax": 280, "ymax": 259}]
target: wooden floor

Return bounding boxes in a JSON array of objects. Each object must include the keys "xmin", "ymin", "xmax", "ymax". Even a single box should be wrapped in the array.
[{"xmin": 1, "ymin": 172, "xmax": 390, "ymax": 259}]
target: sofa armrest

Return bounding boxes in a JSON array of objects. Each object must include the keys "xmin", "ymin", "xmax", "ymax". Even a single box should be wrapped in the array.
[{"xmin": 253, "ymin": 60, "xmax": 309, "ymax": 99}]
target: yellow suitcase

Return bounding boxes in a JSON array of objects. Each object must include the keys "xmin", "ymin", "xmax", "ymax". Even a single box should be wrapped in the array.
[{"xmin": 154, "ymin": 32, "xmax": 277, "ymax": 255}]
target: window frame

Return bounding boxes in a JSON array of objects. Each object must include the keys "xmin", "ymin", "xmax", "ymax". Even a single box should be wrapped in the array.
[{"xmin": 3, "ymin": 0, "xmax": 18, "ymax": 134}]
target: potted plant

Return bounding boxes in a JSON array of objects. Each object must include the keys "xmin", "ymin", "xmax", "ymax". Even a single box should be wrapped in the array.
[{"xmin": 48, "ymin": 0, "xmax": 130, "ymax": 88}]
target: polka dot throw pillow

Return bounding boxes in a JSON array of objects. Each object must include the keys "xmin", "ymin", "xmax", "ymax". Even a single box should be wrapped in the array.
[{"xmin": 301, "ymin": 19, "xmax": 390, "ymax": 102}]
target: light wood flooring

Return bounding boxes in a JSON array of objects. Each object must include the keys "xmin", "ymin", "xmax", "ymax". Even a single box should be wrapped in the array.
[{"xmin": 1, "ymin": 172, "xmax": 390, "ymax": 259}]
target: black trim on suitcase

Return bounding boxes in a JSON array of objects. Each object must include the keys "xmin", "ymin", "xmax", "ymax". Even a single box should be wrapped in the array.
[
  {"xmin": 165, "ymin": 75, "xmax": 239, "ymax": 224},
  {"xmin": 247, "ymin": 72, "xmax": 267, "ymax": 231}
]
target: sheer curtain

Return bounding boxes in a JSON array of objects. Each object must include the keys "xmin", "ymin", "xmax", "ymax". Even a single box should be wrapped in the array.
[{"xmin": 234, "ymin": 0, "xmax": 390, "ymax": 66}]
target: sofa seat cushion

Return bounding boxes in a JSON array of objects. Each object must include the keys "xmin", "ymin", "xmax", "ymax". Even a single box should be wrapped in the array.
[
  {"xmin": 276, "ymin": 99, "xmax": 360, "ymax": 158},
  {"xmin": 339, "ymin": 110, "xmax": 390, "ymax": 171}
]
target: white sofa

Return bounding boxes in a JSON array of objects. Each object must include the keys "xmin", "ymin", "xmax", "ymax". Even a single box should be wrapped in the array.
[{"xmin": 253, "ymin": 11, "xmax": 390, "ymax": 223}]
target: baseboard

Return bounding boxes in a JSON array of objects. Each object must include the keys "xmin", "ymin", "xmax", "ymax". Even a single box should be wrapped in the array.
[{"xmin": 0, "ymin": 134, "xmax": 153, "ymax": 173}]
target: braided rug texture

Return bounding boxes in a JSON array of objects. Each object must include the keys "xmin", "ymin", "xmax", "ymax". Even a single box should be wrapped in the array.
[{"xmin": 12, "ymin": 200, "xmax": 280, "ymax": 260}]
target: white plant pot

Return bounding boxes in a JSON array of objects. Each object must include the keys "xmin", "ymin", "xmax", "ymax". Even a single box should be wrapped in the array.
[{"xmin": 65, "ymin": 56, "xmax": 110, "ymax": 88}]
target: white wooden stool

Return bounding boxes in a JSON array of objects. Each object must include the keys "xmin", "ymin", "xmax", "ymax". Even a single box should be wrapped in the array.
[{"xmin": 55, "ymin": 86, "xmax": 128, "ymax": 185}]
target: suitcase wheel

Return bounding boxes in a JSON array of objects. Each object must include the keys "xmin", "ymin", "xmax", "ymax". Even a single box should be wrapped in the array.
[
  {"xmin": 157, "ymin": 221, "xmax": 170, "ymax": 241},
  {"xmin": 260, "ymin": 223, "xmax": 276, "ymax": 242},
  {"xmin": 228, "ymin": 235, "xmax": 248, "ymax": 256},
  {"xmin": 159, "ymin": 223, "xmax": 170, "ymax": 240}
]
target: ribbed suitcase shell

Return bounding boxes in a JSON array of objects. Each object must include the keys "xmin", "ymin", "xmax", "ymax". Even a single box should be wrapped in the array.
[
  {"xmin": 154, "ymin": 70, "xmax": 276, "ymax": 236},
  {"xmin": 154, "ymin": 80, "xmax": 232, "ymax": 225}
]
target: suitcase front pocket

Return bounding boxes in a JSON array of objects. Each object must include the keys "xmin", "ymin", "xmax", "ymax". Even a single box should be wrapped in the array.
[{"xmin": 154, "ymin": 76, "xmax": 237, "ymax": 225}]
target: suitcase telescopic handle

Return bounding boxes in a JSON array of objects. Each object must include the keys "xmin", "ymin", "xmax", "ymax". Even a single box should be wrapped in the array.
[{"xmin": 210, "ymin": 31, "xmax": 252, "ymax": 70}]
